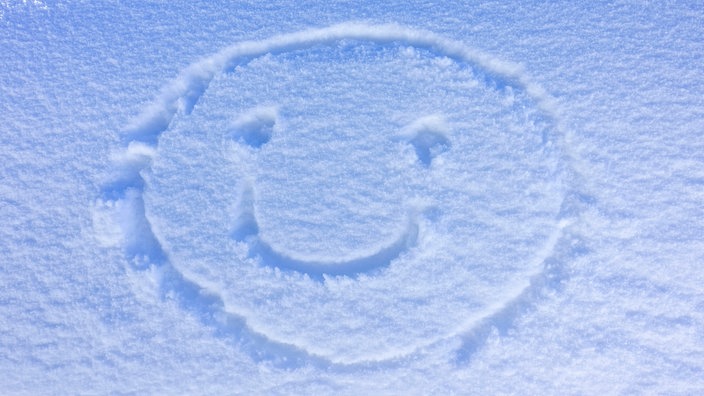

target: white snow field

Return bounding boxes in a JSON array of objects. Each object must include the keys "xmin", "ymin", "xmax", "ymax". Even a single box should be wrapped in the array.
[{"xmin": 1, "ymin": 2, "xmax": 703, "ymax": 394}]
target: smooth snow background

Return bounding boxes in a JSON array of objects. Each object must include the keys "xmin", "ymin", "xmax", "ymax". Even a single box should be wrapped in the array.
[{"xmin": 1, "ymin": 1, "xmax": 703, "ymax": 394}]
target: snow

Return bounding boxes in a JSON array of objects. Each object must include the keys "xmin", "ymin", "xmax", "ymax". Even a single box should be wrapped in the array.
[{"xmin": 1, "ymin": 1, "xmax": 703, "ymax": 394}]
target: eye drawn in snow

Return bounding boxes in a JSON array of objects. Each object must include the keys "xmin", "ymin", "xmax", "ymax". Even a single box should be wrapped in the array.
[
  {"xmin": 397, "ymin": 114, "xmax": 452, "ymax": 167},
  {"xmin": 93, "ymin": 23, "xmax": 581, "ymax": 367},
  {"xmin": 227, "ymin": 106, "xmax": 278, "ymax": 148}
]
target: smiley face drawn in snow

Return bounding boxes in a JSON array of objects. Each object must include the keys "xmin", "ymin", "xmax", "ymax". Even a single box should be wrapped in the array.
[{"xmin": 103, "ymin": 24, "xmax": 570, "ymax": 365}]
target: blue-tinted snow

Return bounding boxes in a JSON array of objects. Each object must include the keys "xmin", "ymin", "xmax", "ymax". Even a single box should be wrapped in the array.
[{"xmin": 1, "ymin": 1, "xmax": 702, "ymax": 394}]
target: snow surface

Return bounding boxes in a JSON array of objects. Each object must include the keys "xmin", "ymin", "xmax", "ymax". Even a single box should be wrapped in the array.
[{"xmin": 2, "ymin": 1, "xmax": 703, "ymax": 394}]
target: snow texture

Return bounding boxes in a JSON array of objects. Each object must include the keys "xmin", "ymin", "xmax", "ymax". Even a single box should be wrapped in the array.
[{"xmin": 1, "ymin": 1, "xmax": 703, "ymax": 394}]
